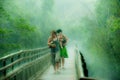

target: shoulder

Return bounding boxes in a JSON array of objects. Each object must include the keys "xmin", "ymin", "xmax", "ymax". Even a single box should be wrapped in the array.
[{"xmin": 48, "ymin": 36, "xmax": 53, "ymax": 41}]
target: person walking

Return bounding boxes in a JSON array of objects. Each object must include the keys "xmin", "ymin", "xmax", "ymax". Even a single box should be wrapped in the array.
[
  {"xmin": 56, "ymin": 29, "xmax": 68, "ymax": 69},
  {"xmin": 47, "ymin": 30, "xmax": 61, "ymax": 73}
]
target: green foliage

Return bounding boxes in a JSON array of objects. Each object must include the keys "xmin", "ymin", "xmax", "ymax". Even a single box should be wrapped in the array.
[
  {"xmin": 95, "ymin": 0, "xmax": 120, "ymax": 27},
  {"xmin": 107, "ymin": 16, "xmax": 120, "ymax": 31},
  {"xmin": 0, "ymin": 0, "xmax": 57, "ymax": 57},
  {"xmin": 73, "ymin": 0, "xmax": 120, "ymax": 79}
]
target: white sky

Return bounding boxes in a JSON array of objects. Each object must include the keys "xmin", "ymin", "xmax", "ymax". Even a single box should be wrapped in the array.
[{"xmin": 53, "ymin": 0, "xmax": 97, "ymax": 26}]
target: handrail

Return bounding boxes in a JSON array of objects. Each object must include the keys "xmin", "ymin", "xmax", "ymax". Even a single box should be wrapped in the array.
[
  {"xmin": 75, "ymin": 47, "xmax": 84, "ymax": 79},
  {"xmin": 75, "ymin": 47, "xmax": 96, "ymax": 80},
  {"xmin": 0, "ymin": 47, "xmax": 50, "ymax": 80},
  {"xmin": 0, "ymin": 47, "xmax": 48, "ymax": 61}
]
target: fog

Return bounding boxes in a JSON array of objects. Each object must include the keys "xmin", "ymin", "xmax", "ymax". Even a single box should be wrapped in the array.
[{"xmin": 0, "ymin": 0, "xmax": 120, "ymax": 80}]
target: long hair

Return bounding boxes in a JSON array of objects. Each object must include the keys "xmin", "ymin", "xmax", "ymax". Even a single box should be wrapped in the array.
[{"xmin": 51, "ymin": 30, "xmax": 57, "ymax": 38}]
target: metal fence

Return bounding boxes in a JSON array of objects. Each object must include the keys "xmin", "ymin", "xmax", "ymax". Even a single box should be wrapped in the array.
[{"xmin": 0, "ymin": 47, "xmax": 51, "ymax": 80}]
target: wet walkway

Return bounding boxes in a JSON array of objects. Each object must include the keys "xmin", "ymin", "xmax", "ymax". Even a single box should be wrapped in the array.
[{"xmin": 32, "ymin": 47, "xmax": 77, "ymax": 80}]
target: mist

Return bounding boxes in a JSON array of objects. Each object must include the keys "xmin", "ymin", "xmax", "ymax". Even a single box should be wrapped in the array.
[{"xmin": 0, "ymin": 0, "xmax": 120, "ymax": 80}]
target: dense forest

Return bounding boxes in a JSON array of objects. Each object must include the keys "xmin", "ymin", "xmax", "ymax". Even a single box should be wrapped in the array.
[
  {"xmin": 0, "ymin": 0, "xmax": 120, "ymax": 80},
  {"xmin": 0, "ymin": 0, "xmax": 59, "ymax": 57}
]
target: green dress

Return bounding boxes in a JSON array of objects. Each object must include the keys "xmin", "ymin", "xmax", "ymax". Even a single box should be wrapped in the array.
[{"xmin": 60, "ymin": 46, "xmax": 68, "ymax": 58}]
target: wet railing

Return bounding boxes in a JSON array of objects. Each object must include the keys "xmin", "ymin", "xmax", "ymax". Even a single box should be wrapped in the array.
[
  {"xmin": 0, "ymin": 47, "xmax": 51, "ymax": 80},
  {"xmin": 75, "ymin": 48, "xmax": 96, "ymax": 80}
]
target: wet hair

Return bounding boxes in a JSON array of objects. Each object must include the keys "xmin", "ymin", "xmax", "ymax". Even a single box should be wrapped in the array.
[
  {"xmin": 51, "ymin": 30, "xmax": 57, "ymax": 36},
  {"xmin": 56, "ymin": 29, "xmax": 62, "ymax": 33}
]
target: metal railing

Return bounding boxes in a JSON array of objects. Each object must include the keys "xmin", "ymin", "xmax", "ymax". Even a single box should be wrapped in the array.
[{"xmin": 0, "ymin": 47, "xmax": 51, "ymax": 80}]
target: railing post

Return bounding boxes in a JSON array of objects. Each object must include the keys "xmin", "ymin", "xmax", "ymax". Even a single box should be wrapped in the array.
[
  {"xmin": 11, "ymin": 57, "xmax": 14, "ymax": 70},
  {"xmin": 3, "ymin": 60, "xmax": 6, "ymax": 76},
  {"xmin": 18, "ymin": 54, "xmax": 21, "ymax": 66}
]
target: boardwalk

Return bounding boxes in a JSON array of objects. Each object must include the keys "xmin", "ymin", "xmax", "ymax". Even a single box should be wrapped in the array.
[{"xmin": 32, "ymin": 47, "xmax": 77, "ymax": 80}]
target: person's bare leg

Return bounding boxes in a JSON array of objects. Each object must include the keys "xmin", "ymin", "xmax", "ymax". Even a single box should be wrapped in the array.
[
  {"xmin": 57, "ymin": 62, "xmax": 61, "ymax": 73},
  {"xmin": 57, "ymin": 63, "xmax": 59, "ymax": 69},
  {"xmin": 54, "ymin": 62, "xmax": 59, "ymax": 73},
  {"xmin": 59, "ymin": 59, "xmax": 61, "ymax": 68},
  {"xmin": 54, "ymin": 65, "xmax": 57, "ymax": 72},
  {"xmin": 62, "ymin": 57, "xmax": 65, "ymax": 68}
]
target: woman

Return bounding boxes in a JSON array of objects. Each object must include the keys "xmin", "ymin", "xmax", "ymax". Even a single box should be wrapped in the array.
[
  {"xmin": 56, "ymin": 29, "xmax": 68, "ymax": 69},
  {"xmin": 47, "ymin": 30, "xmax": 60, "ymax": 73}
]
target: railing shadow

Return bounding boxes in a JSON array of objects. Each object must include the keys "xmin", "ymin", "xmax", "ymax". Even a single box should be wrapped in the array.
[{"xmin": 80, "ymin": 52, "xmax": 88, "ymax": 77}]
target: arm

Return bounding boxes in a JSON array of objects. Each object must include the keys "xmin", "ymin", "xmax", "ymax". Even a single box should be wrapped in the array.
[
  {"xmin": 47, "ymin": 37, "xmax": 56, "ymax": 48},
  {"xmin": 60, "ymin": 40, "xmax": 63, "ymax": 49},
  {"xmin": 58, "ymin": 36, "xmax": 63, "ymax": 49},
  {"xmin": 47, "ymin": 37, "xmax": 53, "ymax": 47},
  {"xmin": 64, "ymin": 35, "xmax": 68, "ymax": 43},
  {"xmin": 62, "ymin": 35, "xmax": 68, "ymax": 46},
  {"xmin": 47, "ymin": 37, "xmax": 51, "ymax": 46}
]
